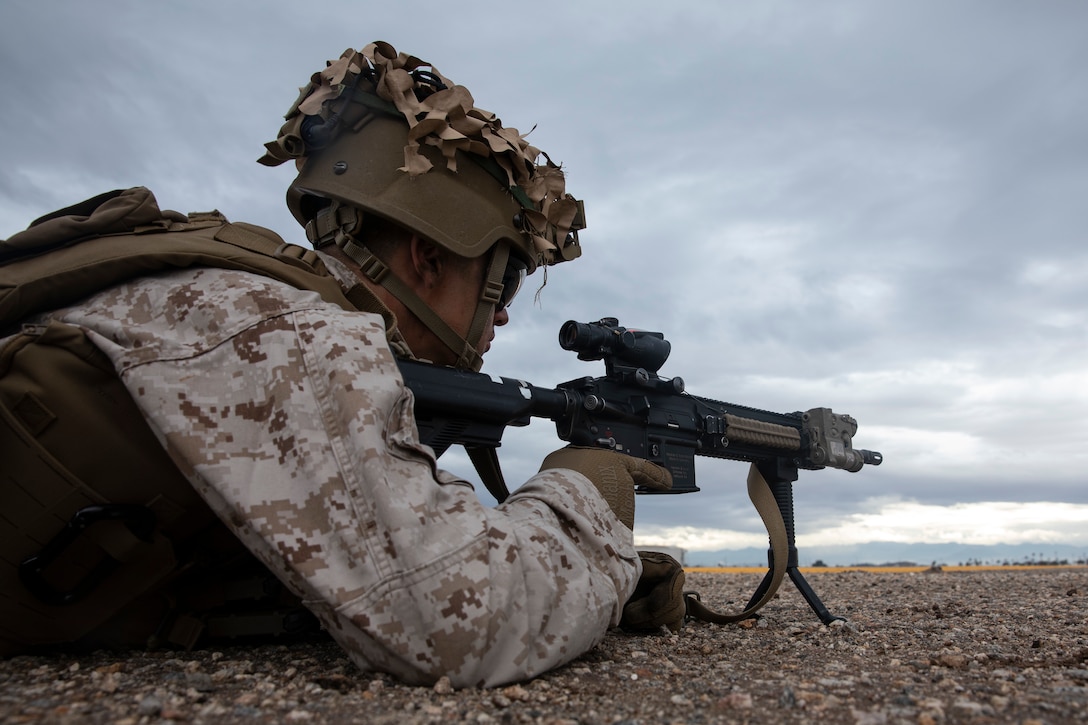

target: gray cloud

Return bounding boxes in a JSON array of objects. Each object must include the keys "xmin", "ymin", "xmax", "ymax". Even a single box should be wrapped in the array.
[{"xmin": 3, "ymin": 0, "xmax": 1086, "ymax": 552}]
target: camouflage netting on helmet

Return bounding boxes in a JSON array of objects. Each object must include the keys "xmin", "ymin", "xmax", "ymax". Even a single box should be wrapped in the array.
[{"xmin": 259, "ymin": 41, "xmax": 583, "ymax": 266}]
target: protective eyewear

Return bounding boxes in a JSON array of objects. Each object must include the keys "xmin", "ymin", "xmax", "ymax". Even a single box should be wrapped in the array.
[{"xmin": 499, "ymin": 258, "xmax": 528, "ymax": 309}]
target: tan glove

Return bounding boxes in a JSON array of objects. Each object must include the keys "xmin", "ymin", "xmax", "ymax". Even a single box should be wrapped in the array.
[
  {"xmin": 620, "ymin": 550, "xmax": 687, "ymax": 633},
  {"xmin": 539, "ymin": 446, "xmax": 672, "ymax": 529}
]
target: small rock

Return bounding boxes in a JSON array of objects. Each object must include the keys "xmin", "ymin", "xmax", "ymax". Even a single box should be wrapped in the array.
[
  {"xmin": 137, "ymin": 695, "xmax": 162, "ymax": 717},
  {"xmin": 502, "ymin": 684, "xmax": 531, "ymax": 701},
  {"xmin": 851, "ymin": 709, "xmax": 888, "ymax": 725},
  {"xmin": 433, "ymin": 676, "xmax": 453, "ymax": 695},
  {"xmin": 312, "ymin": 673, "xmax": 353, "ymax": 692},
  {"xmin": 718, "ymin": 692, "xmax": 753, "ymax": 709},
  {"xmin": 952, "ymin": 698, "xmax": 993, "ymax": 717},
  {"xmin": 99, "ymin": 674, "xmax": 119, "ymax": 694},
  {"xmin": 933, "ymin": 654, "xmax": 968, "ymax": 669},
  {"xmin": 186, "ymin": 672, "xmax": 215, "ymax": 692},
  {"xmin": 235, "ymin": 692, "xmax": 260, "ymax": 707}
]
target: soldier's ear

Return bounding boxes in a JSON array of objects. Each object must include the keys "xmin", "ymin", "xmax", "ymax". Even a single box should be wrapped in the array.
[{"xmin": 408, "ymin": 235, "xmax": 445, "ymax": 288}]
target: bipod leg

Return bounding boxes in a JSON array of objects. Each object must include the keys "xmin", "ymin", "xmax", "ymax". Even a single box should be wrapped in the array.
[
  {"xmin": 744, "ymin": 459, "xmax": 845, "ymax": 625},
  {"xmin": 787, "ymin": 566, "xmax": 844, "ymax": 625}
]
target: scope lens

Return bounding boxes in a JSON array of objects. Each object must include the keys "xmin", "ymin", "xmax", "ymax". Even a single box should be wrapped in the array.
[{"xmin": 559, "ymin": 321, "xmax": 583, "ymax": 349}]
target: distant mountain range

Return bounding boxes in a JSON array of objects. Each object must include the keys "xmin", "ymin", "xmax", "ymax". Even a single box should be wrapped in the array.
[{"xmin": 682, "ymin": 541, "xmax": 1088, "ymax": 568}]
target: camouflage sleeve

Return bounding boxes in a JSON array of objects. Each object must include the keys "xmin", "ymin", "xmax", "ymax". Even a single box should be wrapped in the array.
[{"xmin": 62, "ymin": 267, "xmax": 640, "ymax": 688}]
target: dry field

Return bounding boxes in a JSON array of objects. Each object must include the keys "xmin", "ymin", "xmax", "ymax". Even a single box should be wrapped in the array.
[{"xmin": 2, "ymin": 567, "xmax": 1085, "ymax": 724}]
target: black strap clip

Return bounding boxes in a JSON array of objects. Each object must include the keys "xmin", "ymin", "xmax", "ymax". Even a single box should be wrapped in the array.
[{"xmin": 19, "ymin": 504, "xmax": 156, "ymax": 606}]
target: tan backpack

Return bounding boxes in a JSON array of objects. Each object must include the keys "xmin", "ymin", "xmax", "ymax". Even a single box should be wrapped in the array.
[{"xmin": 0, "ymin": 187, "xmax": 382, "ymax": 652}]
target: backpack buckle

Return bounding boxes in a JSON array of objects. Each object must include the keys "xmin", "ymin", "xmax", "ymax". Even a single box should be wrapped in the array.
[{"xmin": 19, "ymin": 504, "xmax": 157, "ymax": 606}]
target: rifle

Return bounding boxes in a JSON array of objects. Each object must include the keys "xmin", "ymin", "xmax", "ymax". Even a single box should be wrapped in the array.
[{"xmin": 399, "ymin": 317, "xmax": 883, "ymax": 624}]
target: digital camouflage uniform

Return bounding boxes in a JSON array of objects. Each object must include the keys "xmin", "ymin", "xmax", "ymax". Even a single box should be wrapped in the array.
[
  {"xmin": 11, "ymin": 250, "xmax": 640, "ymax": 688},
  {"xmin": 2, "ymin": 41, "xmax": 649, "ymax": 687}
]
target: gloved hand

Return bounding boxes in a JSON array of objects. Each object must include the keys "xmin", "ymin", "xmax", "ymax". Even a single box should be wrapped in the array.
[
  {"xmin": 621, "ymin": 550, "xmax": 687, "ymax": 632},
  {"xmin": 539, "ymin": 446, "xmax": 672, "ymax": 529}
]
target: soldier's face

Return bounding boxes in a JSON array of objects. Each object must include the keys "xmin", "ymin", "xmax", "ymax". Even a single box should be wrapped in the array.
[{"xmin": 420, "ymin": 253, "xmax": 509, "ymax": 364}]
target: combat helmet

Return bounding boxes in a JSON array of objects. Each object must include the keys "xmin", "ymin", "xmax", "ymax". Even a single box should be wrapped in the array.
[{"xmin": 259, "ymin": 41, "xmax": 584, "ymax": 371}]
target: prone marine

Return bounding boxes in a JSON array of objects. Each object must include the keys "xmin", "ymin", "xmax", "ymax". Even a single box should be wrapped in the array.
[{"xmin": 0, "ymin": 41, "xmax": 682, "ymax": 688}]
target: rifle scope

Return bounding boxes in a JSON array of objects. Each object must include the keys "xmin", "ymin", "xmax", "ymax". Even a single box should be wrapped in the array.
[{"xmin": 559, "ymin": 318, "xmax": 672, "ymax": 373}]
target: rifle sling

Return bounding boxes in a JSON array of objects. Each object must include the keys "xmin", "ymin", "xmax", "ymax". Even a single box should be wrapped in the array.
[{"xmin": 683, "ymin": 463, "xmax": 788, "ymax": 624}]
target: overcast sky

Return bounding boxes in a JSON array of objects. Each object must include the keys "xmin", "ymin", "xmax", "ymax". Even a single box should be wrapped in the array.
[{"xmin": 3, "ymin": 0, "xmax": 1086, "ymax": 558}]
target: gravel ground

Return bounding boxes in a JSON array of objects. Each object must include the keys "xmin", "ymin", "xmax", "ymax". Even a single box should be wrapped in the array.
[{"xmin": 2, "ymin": 568, "xmax": 1086, "ymax": 724}]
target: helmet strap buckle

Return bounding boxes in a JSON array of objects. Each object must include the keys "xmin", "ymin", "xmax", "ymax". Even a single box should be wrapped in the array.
[{"xmin": 306, "ymin": 201, "xmax": 362, "ymax": 249}]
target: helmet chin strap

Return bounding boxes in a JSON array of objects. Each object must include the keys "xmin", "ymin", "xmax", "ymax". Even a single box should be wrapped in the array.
[
  {"xmin": 466, "ymin": 242, "xmax": 509, "ymax": 355},
  {"xmin": 308, "ymin": 202, "xmax": 508, "ymax": 371}
]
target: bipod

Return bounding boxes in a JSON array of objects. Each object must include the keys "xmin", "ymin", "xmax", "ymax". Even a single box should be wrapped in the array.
[{"xmin": 745, "ymin": 458, "xmax": 845, "ymax": 625}]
